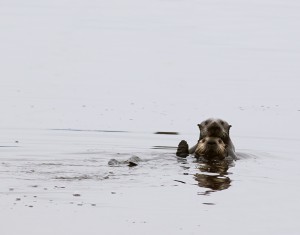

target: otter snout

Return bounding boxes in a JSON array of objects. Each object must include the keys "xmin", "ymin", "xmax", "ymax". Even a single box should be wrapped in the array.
[
  {"xmin": 195, "ymin": 137, "xmax": 228, "ymax": 160},
  {"xmin": 199, "ymin": 119, "xmax": 229, "ymax": 142},
  {"xmin": 208, "ymin": 121, "xmax": 222, "ymax": 131},
  {"xmin": 210, "ymin": 121, "xmax": 219, "ymax": 127},
  {"xmin": 207, "ymin": 139, "xmax": 217, "ymax": 145}
]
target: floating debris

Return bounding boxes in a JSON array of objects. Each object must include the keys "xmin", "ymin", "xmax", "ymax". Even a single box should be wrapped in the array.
[{"xmin": 154, "ymin": 132, "xmax": 179, "ymax": 135}]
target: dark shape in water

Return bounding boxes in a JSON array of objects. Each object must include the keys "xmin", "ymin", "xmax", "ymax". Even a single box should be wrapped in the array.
[
  {"xmin": 202, "ymin": 202, "xmax": 215, "ymax": 205},
  {"xmin": 194, "ymin": 160, "xmax": 231, "ymax": 191},
  {"xmin": 154, "ymin": 131, "xmax": 179, "ymax": 135},
  {"xmin": 128, "ymin": 161, "xmax": 138, "ymax": 167},
  {"xmin": 108, "ymin": 156, "xmax": 141, "ymax": 167},
  {"xmin": 195, "ymin": 174, "xmax": 231, "ymax": 191},
  {"xmin": 174, "ymin": 180, "xmax": 186, "ymax": 184},
  {"xmin": 176, "ymin": 140, "xmax": 189, "ymax": 158}
]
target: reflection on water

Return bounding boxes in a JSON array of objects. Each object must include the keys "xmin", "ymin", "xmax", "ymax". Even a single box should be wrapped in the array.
[
  {"xmin": 194, "ymin": 160, "xmax": 232, "ymax": 191},
  {"xmin": 151, "ymin": 145, "xmax": 177, "ymax": 150},
  {"xmin": 50, "ymin": 128, "xmax": 129, "ymax": 133}
]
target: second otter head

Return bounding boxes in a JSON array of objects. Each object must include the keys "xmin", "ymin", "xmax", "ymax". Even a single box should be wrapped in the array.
[
  {"xmin": 195, "ymin": 137, "xmax": 228, "ymax": 161},
  {"xmin": 198, "ymin": 118, "xmax": 231, "ymax": 144}
]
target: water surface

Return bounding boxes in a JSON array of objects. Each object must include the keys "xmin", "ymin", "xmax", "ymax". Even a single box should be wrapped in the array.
[
  {"xmin": 1, "ymin": 128, "xmax": 299, "ymax": 234},
  {"xmin": 1, "ymin": 0, "xmax": 300, "ymax": 234}
]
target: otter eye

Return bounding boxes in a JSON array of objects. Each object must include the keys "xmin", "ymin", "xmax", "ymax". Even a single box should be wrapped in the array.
[
  {"xmin": 201, "ymin": 139, "xmax": 205, "ymax": 143},
  {"xmin": 204, "ymin": 121, "xmax": 208, "ymax": 125},
  {"xmin": 220, "ymin": 121, "xmax": 224, "ymax": 125},
  {"xmin": 218, "ymin": 139, "xmax": 222, "ymax": 143}
]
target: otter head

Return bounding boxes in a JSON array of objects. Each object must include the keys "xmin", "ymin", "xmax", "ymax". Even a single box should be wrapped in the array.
[
  {"xmin": 198, "ymin": 118, "xmax": 231, "ymax": 144},
  {"xmin": 195, "ymin": 137, "xmax": 228, "ymax": 161}
]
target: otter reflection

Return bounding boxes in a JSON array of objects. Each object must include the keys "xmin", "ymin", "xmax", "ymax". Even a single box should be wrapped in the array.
[{"xmin": 194, "ymin": 159, "xmax": 232, "ymax": 191}]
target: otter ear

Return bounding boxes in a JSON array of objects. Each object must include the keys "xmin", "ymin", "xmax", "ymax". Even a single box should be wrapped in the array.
[
  {"xmin": 197, "ymin": 124, "xmax": 202, "ymax": 129},
  {"xmin": 228, "ymin": 125, "xmax": 232, "ymax": 133}
]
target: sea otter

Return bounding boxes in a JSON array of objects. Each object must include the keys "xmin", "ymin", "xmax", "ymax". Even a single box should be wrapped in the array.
[
  {"xmin": 176, "ymin": 137, "xmax": 228, "ymax": 160},
  {"xmin": 176, "ymin": 118, "xmax": 237, "ymax": 160},
  {"xmin": 195, "ymin": 136, "xmax": 228, "ymax": 160}
]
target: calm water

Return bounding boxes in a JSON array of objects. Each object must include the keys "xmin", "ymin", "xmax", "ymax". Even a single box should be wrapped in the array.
[
  {"xmin": 1, "ymin": 0, "xmax": 300, "ymax": 234},
  {"xmin": 1, "ymin": 128, "xmax": 299, "ymax": 234}
]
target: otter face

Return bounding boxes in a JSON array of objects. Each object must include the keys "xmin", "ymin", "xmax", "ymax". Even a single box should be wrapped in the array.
[
  {"xmin": 198, "ymin": 118, "xmax": 231, "ymax": 144},
  {"xmin": 195, "ymin": 137, "xmax": 228, "ymax": 160}
]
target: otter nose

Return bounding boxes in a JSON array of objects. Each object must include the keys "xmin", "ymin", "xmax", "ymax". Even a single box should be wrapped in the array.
[
  {"xmin": 210, "ymin": 121, "xmax": 219, "ymax": 128},
  {"xmin": 207, "ymin": 140, "xmax": 217, "ymax": 145}
]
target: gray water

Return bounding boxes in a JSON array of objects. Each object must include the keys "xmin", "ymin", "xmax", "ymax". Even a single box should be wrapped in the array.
[
  {"xmin": 1, "ymin": 128, "xmax": 299, "ymax": 234},
  {"xmin": 1, "ymin": 0, "xmax": 300, "ymax": 234}
]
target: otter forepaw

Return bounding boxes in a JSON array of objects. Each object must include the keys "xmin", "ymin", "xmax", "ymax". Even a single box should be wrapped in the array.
[{"xmin": 176, "ymin": 140, "xmax": 189, "ymax": 158}]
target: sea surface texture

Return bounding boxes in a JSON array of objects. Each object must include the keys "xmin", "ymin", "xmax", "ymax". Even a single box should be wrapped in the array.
[{"xmin": 0, "ymin": 0, "xmax": 300, "ymax": 234}]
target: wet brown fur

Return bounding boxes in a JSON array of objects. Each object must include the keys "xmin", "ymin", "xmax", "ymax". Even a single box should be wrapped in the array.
[
  {"xmin": 176, "ymin": 118, "xmax": 237, "ymax": 160},
  {"xmin": 195, "ymin": 137, "xmax": 227, "ymax": 160},
  {"xmin": 198, "ymin": 118, "xmax": 231, "ymax": 145}
]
